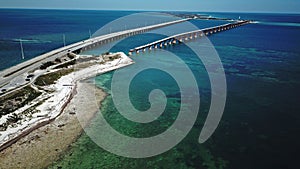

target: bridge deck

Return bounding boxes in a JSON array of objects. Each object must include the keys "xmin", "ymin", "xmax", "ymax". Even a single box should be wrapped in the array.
[
  {"xmin": 0, "ymin": 18, "xmax": 190, "ymax": 91},
  {"xmin": 130, "ymin": 20, "xmax": 250, "ymax": 53}
]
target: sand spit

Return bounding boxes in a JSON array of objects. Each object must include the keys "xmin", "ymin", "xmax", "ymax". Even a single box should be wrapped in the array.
[
  {"xmin": 0, "ymin": 52, "xmax": 134, "ymax": 168},
  {"xmin": 0, "ymin": 81, "xmax": 106, "ymax": 169}
]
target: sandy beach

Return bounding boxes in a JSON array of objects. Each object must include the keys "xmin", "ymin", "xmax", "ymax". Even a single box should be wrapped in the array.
[
  {"xmin": 0, "ymin": 81, "xmax": 106, "ymax": 169},
  {"xmin": 0, "ymin": 52, "xmax": 134, "ymax": 168}
]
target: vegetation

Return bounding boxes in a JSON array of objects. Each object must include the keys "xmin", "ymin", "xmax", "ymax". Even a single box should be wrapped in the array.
[
  {"xmin": 0, "ymin": 113, "xmax": 22, "ymax": 131},
  {"xmin": 67, "ymin": 53, "xmax": 75, "ymax": 59},
  {"xmin": 109, "ymin": 55, "xmax": 120, "ymax": 61},
  {"xmin": 6, "ymin": 113, "xmax": 22, "ymax": 124},
  {"xmin": 0, "ymin": 86, "xmax": 41, "ymax": 118},
  {"xmin": 104, "ymin": 53, "xmax": 121, "ymax": 61},
  {"xmin": 55, "ymin": 58, "xmax": 62, "ymax": 63},
  {"xmin": 0, "ymin": 97, "xmax": 48, "ymax": 131},
  {"xmin": 34, "ymin": 69, "xmax": 73, "ymax": 86},
  {"xmin": 40, "ymin": 61, "xmax": 56, "ymax": 70},
  {"xmin": 54, "ymin": 60, "xmax": 76, "ymax": 69}
]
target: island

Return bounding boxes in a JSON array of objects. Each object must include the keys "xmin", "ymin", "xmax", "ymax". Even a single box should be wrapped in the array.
[{"xmin": 0, "ymin": 51, "xmax": 134, "ymax": 168}]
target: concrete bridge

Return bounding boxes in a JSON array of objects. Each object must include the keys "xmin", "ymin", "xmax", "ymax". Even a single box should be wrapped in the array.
[
  {"xmin": 0, "ymin": 18, "xmax": 189, "ymax": 91},
  {"xmin": 129, "ymin": 20, "xmax": 250, "ymax": 55}
]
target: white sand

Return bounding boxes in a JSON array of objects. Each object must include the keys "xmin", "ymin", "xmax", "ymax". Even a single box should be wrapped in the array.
[
  {"xmin": 0, "ymin": 52, "xmax": 134, "ymax": 168},
  {"xmin": 0, "ymin": 77, "xmax": 106, "ymax": 169}
]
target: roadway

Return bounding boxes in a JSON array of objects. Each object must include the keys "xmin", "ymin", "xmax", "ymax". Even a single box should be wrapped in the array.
[{"xmin": 0, "ymin": 18, "xmax": 190, "ymax": 93}]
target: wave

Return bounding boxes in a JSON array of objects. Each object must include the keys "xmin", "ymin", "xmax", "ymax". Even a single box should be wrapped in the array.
[
  {"xmin": 259, "ymin": 21, "xmax": 300, "ymax": 27},
  {"xmin": 0, "ymin": 39, "xmax": 52, "ymax": 43},
  {"xmin": 250, "ymin": 21, "xmax": 260, "ymax": 24}
]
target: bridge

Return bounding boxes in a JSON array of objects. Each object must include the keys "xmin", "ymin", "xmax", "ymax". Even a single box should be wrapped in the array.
[
  {"xmin": 0, "ymin": 18, "xmax": 189, "ymax": 92},
  {"xmin": 129, "ymin": 20, "xmax": 250, "ymax": 55}
]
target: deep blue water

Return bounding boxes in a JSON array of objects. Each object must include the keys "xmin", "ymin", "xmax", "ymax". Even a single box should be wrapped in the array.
[
  {"xmin": 1, "ymin": 9, "xmax": 300, "ymax": 169},
  {"xmin": 0, "ymin": 9, "xmax": 135, "ymax": 70}
]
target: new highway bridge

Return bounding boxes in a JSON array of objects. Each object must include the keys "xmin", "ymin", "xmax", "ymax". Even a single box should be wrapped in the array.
[
  {"xmin": 0, "ymin": 18, "xmax": 190, "ymax": 93},
  {"xmin": 0, "ymin": 18, "xmax": 250, "ymax": 94}
]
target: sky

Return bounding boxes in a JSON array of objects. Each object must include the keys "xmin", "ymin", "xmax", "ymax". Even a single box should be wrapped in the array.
[{"xmin": 0, "ymin": 0, "xmax": 299, "ymax": 13}]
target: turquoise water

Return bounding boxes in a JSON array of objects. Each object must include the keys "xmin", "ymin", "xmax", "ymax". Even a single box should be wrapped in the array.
[{"xmin": 0, "ymin": 9, "xmax": 300, "ymax": 169}]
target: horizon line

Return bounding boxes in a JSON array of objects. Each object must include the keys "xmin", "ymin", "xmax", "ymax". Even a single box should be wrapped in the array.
[{"xmin": 0, "ymin": 7, "xmax": 299, "ymax": 14}]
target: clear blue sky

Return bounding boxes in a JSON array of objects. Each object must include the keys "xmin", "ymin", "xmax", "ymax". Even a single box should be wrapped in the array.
[{"xmin": 1, "ymin": 0, "xmax": 299, "ymax": 13}]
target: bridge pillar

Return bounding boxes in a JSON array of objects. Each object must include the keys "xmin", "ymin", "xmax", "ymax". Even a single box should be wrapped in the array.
[{"xmin": 160, "ymin": 43, "xmax": 163, "ymax": 48}]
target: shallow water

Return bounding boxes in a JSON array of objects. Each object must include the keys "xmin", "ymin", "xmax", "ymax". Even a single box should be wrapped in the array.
[{"xmin": 0, "ymin": 9, "xmax": 299, "ymax": 169}]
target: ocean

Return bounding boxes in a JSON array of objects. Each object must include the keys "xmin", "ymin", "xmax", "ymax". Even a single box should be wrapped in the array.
[{"xmin": 0, "ymin": 9, "xmax": 300, "ymax": 169}]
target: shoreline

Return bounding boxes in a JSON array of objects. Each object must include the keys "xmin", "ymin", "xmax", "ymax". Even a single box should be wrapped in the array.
[
  {"xmin": 0, "ymin": 83, "xmax": 76, "ymax": 152},
  {"xmin": 0, "ymin": 81, "xmax": 107, "ymax": 169},
  {"xmin": 0, "ymin": 52, "xmax": 134, "ymax": 168},
  {"xmin": 0, "ymin": 52, "xmax": 134, "ymax": 148}
]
